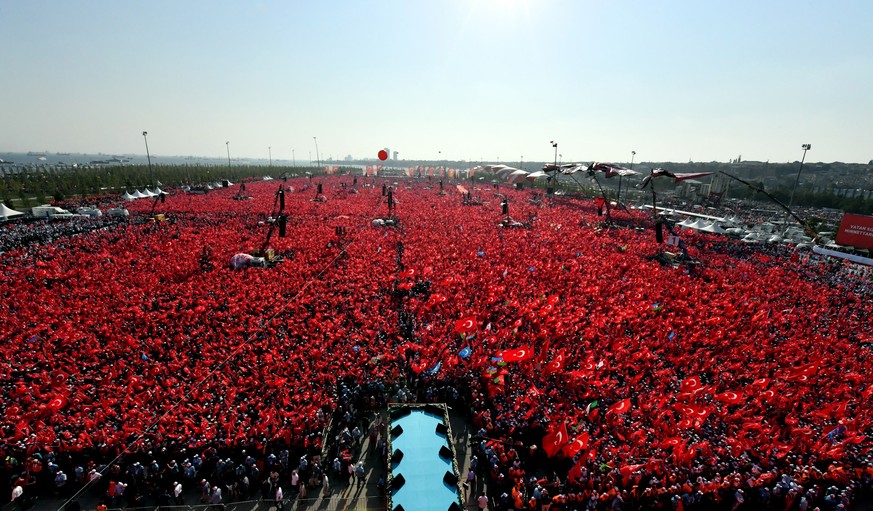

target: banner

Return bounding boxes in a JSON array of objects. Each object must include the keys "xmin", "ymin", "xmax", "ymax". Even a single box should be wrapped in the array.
[{"xmin": 835, "ymin": 213, "xmax": 873, "ymax": 250}]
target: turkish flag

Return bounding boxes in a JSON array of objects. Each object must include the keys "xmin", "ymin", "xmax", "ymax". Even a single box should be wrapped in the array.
[
  {"xmin": 48, "ymin": 395, "xmax": 67, "ymax": 412},
  {"xmin": 680, "ymin": 376, "xmax": 702, "ymax": 393},
  {"xmin": 619, "ymin": 464, "xmax": 645, "ymax": 485},
  {"xmin": 714, "ymin": 391, "xmax": 743, "ymax": 405},
  {"xmin": 751, "ymin": 377, "xmax": 770, "ymax": 388},
  {"xmin": 568, "ymin": 458, "xmax": 584, "ymax": 482},
  {"xmin": 608, "ymin": 398, "xmax": 631, "ymax": 415},
  {"xmin": 454, "ymin": 317, "xmax": 477, "ymax": 334},
  {"xmin": 544, "ymin": 350, "xmax": 566, "ymax": 374},
  {"xmin": 51, "ymin": 371, "xmax": 68, "ymax": 387},
  {"xmin": 500, "ymin": 346, "xmax": 533, "ymax": 363},
  {"xmin": 562, "ymin": 432, "xmax": 589, "ymax": 458},
  {"xmin": 659, "ymin": 437, "xmax": 684, "ymax": 450},
  {"xmin": 674, "ymin": 403, "xmax": 711, "ymax": 428},
  {"xmin": 542, "ymin": 422, "xmax": 569, "ymax": 457}
]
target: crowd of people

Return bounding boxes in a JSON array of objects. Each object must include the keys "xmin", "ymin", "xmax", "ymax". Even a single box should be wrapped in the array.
[
  {"xmin": 1, "ymin": 177, "xmax": 871, "ymax": 510},
  {"xmin": 0, "ymin": 215, "xmax": 128, "ymax": 255}
]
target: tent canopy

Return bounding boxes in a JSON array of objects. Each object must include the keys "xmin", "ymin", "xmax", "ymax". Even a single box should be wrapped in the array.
[{"xmin": 1, "ymin": 203, "xmax": 24, "ymax": 220}]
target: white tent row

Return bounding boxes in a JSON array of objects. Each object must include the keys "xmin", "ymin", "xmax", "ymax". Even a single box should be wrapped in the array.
[
  {"xmin": 469, "ymin": 165, "xmax": 551, "ymax": 184},
  {"xmin": 122, "ymin": 188, "xmax": 166, "ymax": 201},
  {"xmin": 676, "ymin": 217, "xmax": 726, "ymax": 234}
]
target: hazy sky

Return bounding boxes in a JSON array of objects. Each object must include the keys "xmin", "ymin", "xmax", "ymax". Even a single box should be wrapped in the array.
[{"xmin": 2, "ymin": 0, "xmax": 871, "ymax": 164}]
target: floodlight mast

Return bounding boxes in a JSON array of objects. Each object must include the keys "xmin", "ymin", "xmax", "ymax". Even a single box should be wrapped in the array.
[{"xmin": 788, "ymin": 143, "xmax": 812, "ymax": 211}]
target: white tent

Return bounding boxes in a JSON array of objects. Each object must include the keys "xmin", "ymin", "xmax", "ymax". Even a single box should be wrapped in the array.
[
  {"xmin": 133, "ymin": 190, "xmax": 148, "ymax": 199},
  {"xmin": 709, "ymin": 223, "xmax": 726, "ymax": 234},
  {"xmin": 121, "ymin": 192, "xmax": 136, "ymax": 201},
  {"xmin": 697, "ymin": 221, "xmax": 726, "ymax": 234},
  {"xmin": 1, "ymin": 203, "xmax": 24, "ymax": 221},
  {"xmin": 525, "ymin": 171, "xmax": 548, "ymax": 181},
  {"xmin": 507, "ymin": 170, "xmax": 529, "ymax": 183},
  {"xmin": 687, "ymin": 219, "xmax": 704, "ymax": 230}
]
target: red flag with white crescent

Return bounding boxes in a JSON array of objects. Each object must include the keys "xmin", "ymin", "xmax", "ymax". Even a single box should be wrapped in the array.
[
  {"xmin": 499, "ymin": 346, "xmax": 533, "ymax": 363},
  {"xmin": 562, "ymin": 431, "xmax": 589, "ymax": 458},
  {"xmin": 454, "ymin": 317, "xmax": 477, "ymax": 334},
  {"xmin": 680, "ymin": 376, "xmax": 702, "ymax": 393},
  {"xmin": 714, "ymin": 391, "xmax": 743, "ymax": 405},
  {"xmin": 544, "ymin": 349, "xmax": 565, "ymax": 374},
  {"xmin": 542, "ymin": 422, "xmax": 569, "ymax": 457},
  {"xmin": 608, "ymin": 398, "xmax": 631, "ymax": 415}
]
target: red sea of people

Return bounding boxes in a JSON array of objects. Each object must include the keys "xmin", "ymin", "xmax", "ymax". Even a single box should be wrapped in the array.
[{"xmin": 1, "ymin": 176, "xmax": 871, "ymax": 510}]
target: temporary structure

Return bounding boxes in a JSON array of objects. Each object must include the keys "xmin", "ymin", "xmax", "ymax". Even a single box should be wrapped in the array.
[{"xmin": 0, "ymin": 203, "xmax": 24, "ymax": 221}]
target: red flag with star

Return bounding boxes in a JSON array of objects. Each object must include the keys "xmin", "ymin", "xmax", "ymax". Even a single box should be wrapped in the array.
[{"xmin": 542, "ymin": 422, "xmax": 569, "ymax": 457}]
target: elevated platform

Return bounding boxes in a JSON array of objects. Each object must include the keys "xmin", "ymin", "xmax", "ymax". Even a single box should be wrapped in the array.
[{"xmin": 388, "ymin": 404, "xmax": 462, "ymax": 511}]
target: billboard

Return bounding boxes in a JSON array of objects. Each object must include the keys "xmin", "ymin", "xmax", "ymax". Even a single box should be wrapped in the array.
[{"xmin": 835, "ymin": 213, "xmax": 873, "ymax": 250}]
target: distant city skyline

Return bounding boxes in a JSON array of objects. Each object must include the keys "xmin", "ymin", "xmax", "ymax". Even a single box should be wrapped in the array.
[{"xmin": 1, "ymin": 1, "xmax": 871, "ymax": 164}]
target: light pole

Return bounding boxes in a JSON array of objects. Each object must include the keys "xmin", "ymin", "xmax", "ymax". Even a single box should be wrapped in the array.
[
  {"xmin": 268, "ymin": 146, "xmax": 272, "ymax": 167},
  {"xmin": 619, "ymin": 150, "xmax": 635, "ymax": 202},
  {"xmin": 226, "ymin": 141, "xmax": 231, "ymax": 175},
  {"xmin": 788, "ymin": 144, "xmax": 812, "ymax": 210},
  {"xmin": 313, "ymin": 137, "xmax": 321, "ymax": 168},
  {"xmin": 520, "ymin": 156, "xmax": 523, "ymax": 171},
  {"xmin": 550, "ymin": 141, "xmax": 558, "ymax": 166},
  {"xmin": 292, "ymin": 148, "xmax": 295, "ymax": 167},
  {"xmin": 142, "ymin": 131, "xmax": 153, "ymax": 186}
]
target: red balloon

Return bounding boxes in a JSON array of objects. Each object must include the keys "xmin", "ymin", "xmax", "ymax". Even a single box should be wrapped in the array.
[{"xmin": 378, "ymin": 149, "xmax": 388, "ymax": 161}]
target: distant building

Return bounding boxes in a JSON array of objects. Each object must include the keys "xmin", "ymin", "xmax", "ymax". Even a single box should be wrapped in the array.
[{"xmin": 393, "ymin": 151, "xmax": 399, "ymax": 161}]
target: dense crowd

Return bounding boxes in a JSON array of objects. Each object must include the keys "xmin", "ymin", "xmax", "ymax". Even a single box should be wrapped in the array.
[
  {"xmin": 0, "ymin": 216, "xmax": 128, "ymax": 254},
  {"xmin": 1, "ymin": 177, "xmax": 871, "ymax": 510}
]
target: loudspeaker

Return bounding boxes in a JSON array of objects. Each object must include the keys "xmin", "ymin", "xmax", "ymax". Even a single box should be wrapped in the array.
[
  {"xmin": 390, "ymin": 408, "xmax": 410, "ymax": 420},
  {"xmin": 655, "ymin": 221, "xmax": 664, "ymax": 243},
  {"xmin": 391, "ymin": 425, "xmax": 403, "ymax": 437},
  {"xmin": 317, "ymin": 183, "xmax": 323, "ymax": 194},
  {"xmin": 443, "ymin": 471, "xmax": 458, "ymax": 485},
  {"xmin": 425, "ymin": 404, "xmax": 442, "ymax": 416},
  {"xmin": 391, "ymin": 449, "xmax": 403, "ymax": 463},
  {"xmin": 438, "ymin": 445, "xmax": 453, "ymax": 459},
  {"xmin": 278, "ymin": 189, "xmax": 285, "ymax": 211},
  {"xmin": 448, "ymin": 503, "xmax": 462, "ymax": 511},
  {"xmin": 502, "ymin": 201, "xmax": 509, "ymax": 215},
  {"xmin": 391, "ymin": 474, "xmax": 405, "ymax": 490},
  {"xmin": 435, "ymin": 423, "xmax": 449, "ymax": 435},
  {"xmin": 160, "ymin": 192, "xmax": 165, "ymax": 203},
  {"xmin": 393, "ymin": 506, "xmax": 404, "ymax": 511}
]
